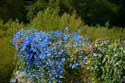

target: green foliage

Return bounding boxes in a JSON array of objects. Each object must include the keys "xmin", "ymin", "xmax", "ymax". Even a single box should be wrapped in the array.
[
  {"xmin": 0, "ymin": 20, "xmax": 24, "ymax": 82},
  {"xmin": 73, "ymin": 0, "xmax": 118, "ymax": 26},
  {"xmin": 29, "ymin": 8, "xmax": 82, "ymax": 31},
  {"xmin": 26, "ymin": 0, "xmax": 48, "ymax": 20},
  {"xmin": 80, "ymin": 25, "xmax": 125, "ymax": 41},
  {"xmin": 26, "ymin": 0, "xmax": 75, "ymax": 20},
  {"xmin": 88, "ymin": 41, "xmax": 125, "ymax": 83},
  {"xmin": 0, "ymin": 0, "xmax": 25, "ymax": 22},
  {"xmin": 29, "ymin": 8, "xmax": 125, "ymax": 40},
  {"xmin": 0, "ymin": 38, "xmax": 16, "ymax": 83},
  {"xmin": 0, "ymin": 0, "xmax": 125, "ymax": 26},
  {"xmin": 26, "ymin": 0, "xmax": 125, "ymax": 27},
  {"xmin": 0, "ymin": 7, "xmax": 125, "ymax": 82},
  {"xmin": 26, "ymin": 0, "xmax": 60, "ymax": 20}
]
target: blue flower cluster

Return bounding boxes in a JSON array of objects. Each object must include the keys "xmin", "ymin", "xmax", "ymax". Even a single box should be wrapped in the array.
[{"xmin": 13, "ymin": 27, "xmax": 91, "ymax": 83}]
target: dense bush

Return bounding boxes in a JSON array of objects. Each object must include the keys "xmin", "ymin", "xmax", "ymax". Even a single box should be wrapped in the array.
[
  {"xmin": 29, "ymin": 8, "xmax": 125, "ymax": 40},
  {"xmin": 0, "ymin": 37, "xmax": 16, "ymax": 83},
  {"xmin": 0, "ymin": 7, "xmax": 125, "ymax": 82},
  {"xmin": 88, "ymin": 41, "xmax": 125, "ymax": 83},
  {"xmin": 26, "ymin": 0, "xmax": 125, "ymax": 27},
  {"xmin": 12, "ymin": 27, "xmax": 125, "ymax": 83},
  {"xmin": 0, "ymin": 20, "xmax": 24, "ymax": 83},
  {"xmin": 13, "ymin": 27, "xmax": 91, "ymax": 82},
  {"xmin": 26, "ymin": 0, "xmax": 48, "ymax": 20},
  {"xmin": 0, "ymin": 0, "xmax": 125, "ymax": 26},
  {"xmin": 29, "ymin": 8, "xmax": 82, "ymax": 31},
  {"xmin": 0, "ymin": 0, "xmax": 25, "ymax": 22}
]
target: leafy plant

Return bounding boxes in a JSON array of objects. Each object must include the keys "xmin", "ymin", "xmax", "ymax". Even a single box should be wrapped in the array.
[
  {"xmin": 29, "ymin": 8, "xmax": 82, "ymax": 32},
  {"xmin": 13, "ymin": 27, "xmax": 91, "ymax": 83},
  {"xmin": 88, "ymin": 41, "xmax": 125, "ymax": 83}
]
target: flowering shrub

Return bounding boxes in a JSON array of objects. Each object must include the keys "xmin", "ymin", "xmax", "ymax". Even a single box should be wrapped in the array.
[
  {"xmin": 88, "ymin": 41, "xmax": 125, "ymax": 83},
  {"xmin": 13, "ymin": 27, "xmax": 91, "ymax": 83}
]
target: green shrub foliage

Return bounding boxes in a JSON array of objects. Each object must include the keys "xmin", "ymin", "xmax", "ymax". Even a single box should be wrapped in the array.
[{"xmin": 89, "ymin": 41, "xmax": 125, "ymax": 83}]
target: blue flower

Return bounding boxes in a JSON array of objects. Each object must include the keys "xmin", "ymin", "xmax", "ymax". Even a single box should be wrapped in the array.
[
  {"xmin": 61, "ymin": 58, "xmax": 65, "ymax": 63},
  {"xmin": 73, "ymin": 32, "xmax": 80, "ymax": 41},
  {"xmin": 33, "ymin": 56, "xmax": 38, "ymax": 67},
  {"xmin": 13, "ymin": 28, "xmax": 91, "ymax": 82},
  {"xmin": 21, "ymin": 35, "xmax": 33, "ymax": 50},
  {"xmin": 57, "ymin": 39, "xmax": 62, "ymax": 46},
  {"xmin": 65, "ymin": 26, "xmax": 69, "ymax": 32},
  {"xmin": 56, "ymin": 66, "xmax": 63, "ymax": 74},
  {"xmin": 64, "ymin": 34, "xmax": 70, "ymax": 43},
  {"xmin": 64, "ymin": 34, "xmax": 70, "ymax": 40},
  {"xmin": 69, "ymin": 63, "xmax": 79, "ymax": 69},
  {"xmin": 79, "ymin": 50, "xmax": 84, "ymax": 54},
  {"xmin": 82, "ymin": 56, "xmax": 87, "ymax": 61},
  {"xmin": 74, "ymin": 41, "xmax": 83, "ymax": 46},
  {"xmin": 55, "ymin": 30, "xmax": 62, "ymax": 37}
]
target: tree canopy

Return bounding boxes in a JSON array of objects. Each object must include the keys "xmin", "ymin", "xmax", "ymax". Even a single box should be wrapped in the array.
[{"xmin": 0, "ymin": 0, "xmax": 125, "ymax": 27}]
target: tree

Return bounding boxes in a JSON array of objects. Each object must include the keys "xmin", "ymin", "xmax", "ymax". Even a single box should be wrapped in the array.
[{"xmin": 0, "ymin": 0, "xmax": 25, "ymax": 22}]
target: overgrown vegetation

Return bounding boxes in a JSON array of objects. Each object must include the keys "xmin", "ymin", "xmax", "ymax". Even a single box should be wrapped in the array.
[
  {"xmin": 88, "ymin": 41, "xmax": 125, "ymax": 83},
  {"xmin": 1, "ymin": 0, "xmax": 125, "ymax": 27},
  {"xmin": 0, "ymin": 0, "xmax": 125, "ymax": 82}
]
